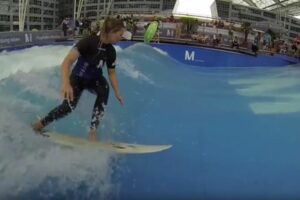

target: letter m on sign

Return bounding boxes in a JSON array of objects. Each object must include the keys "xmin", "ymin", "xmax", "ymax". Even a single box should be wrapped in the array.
[{"xmin": 185, "ymin": 50, "xmax": 195, "ymax": 61}]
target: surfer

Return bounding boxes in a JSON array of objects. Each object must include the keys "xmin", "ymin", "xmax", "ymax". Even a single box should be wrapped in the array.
[{"xmin": 31, "ymin": 18, "xmax": 131, "ymax": 141}]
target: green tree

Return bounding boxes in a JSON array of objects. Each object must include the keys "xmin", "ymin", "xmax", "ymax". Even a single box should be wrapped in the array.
[
  {"xmin": 180, "ymin": 17, "xmax": 198, "ymax": 34},
  {"xmin": 241, "ymin": 22, "xmax": 252, "ymax": 43}
]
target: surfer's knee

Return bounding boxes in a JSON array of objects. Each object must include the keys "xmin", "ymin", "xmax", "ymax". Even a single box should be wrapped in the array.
[{"xmin": 62, "ymin": 99, "xmax": 77, "ymax": 113}]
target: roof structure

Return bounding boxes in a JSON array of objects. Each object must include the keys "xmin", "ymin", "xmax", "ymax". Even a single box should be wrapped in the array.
[{"xmin": 232, "ymin": 0, "xmax": 300, "ymax": 16}]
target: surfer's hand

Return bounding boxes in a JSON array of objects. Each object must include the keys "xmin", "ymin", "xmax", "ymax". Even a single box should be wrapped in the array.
[
  {"xmin": 61, "ymin": 82, "xmax": 74, "ymax": 101},
  {"xmin": 115, "ymin": 93, "xmax": 124, "ymax": 106}
]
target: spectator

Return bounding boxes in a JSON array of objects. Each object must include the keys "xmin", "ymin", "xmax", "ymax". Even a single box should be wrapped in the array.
[
  {"xmin": 61, "ymin": 17, "xmax": 69, "ymax": 37},
  {"xmin": 79, "ymin": 17, "xmax": 84, "ymax": 35},
  {"xmin": 153, "ymin": 16, "xmax": 160, "ymax": 43},
  {"xmin": 279, "ymin": 42, "xmax": 288, "ymax": 54},
  {"xmin": 169, "ymin": 15, "xmax": 176, "ymax": 23},
  {"xmin": 296, "ymin": 42, "xmax": 300, "ymax": 58},
  {"xmin": 175, "ymin": 22, "xmax": 182, "ymax": 39},
  {"xmin": 251, "ymin": 35, "xmax": 259, "ymax": 56},
  {"xmin": 212, "ymin": 34, "xmax": 218, "ymax": 46},
  {"xmin": 82, "ymin": 17, "xmax": 91, "ymax": 37},
  {"xmin": 232, "ymin": 36, "xmax": 239, "ymax": 49},
  {"xmin": 74, "ymin": 19, "xmax": 80, "ymax": 36},
  {"xmin": 212, "ymin": 34, "xmax": 222, "ymax": 46}
]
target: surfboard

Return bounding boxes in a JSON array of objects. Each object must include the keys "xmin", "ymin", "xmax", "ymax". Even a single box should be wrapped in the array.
[{"xmin": 41, "ymin": 132, "xmax": 172, "ymax": 154}]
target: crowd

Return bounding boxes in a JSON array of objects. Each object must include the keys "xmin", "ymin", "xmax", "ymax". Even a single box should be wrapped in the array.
[
  {"xmin": 59, "ymin": 15, "xmax": 300, "ymax": 58},
  {"xmin": 191, "ymin": 20, "xmax": 300, "ymax": 58}
]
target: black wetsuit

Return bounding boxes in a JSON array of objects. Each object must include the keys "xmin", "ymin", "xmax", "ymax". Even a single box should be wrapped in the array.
[{"xmin": 40, "ymin": 34, "xmax": 116, "ymax": 130}]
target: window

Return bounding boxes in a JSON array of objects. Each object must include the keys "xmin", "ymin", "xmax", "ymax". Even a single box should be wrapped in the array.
[
  {"xmin": 29, "ymin": 16, "xmax": 41, "ymax": 22},
  {"xmin": 44, "ymin": 25, "xmax": 53, "ymax": 30},
  {"xmin": 86, "ymin": 6, "xmax": 97, "ymax": 10},
  {"xmin": 114, "ymin": 4, "xmax": 126, "ymax": 9},
  {"xmin": 290, "ymin": 26, "xmax": 300, "ymax": 33},
  {"xmin": 86, "ymin": 11, "xmax": 97, "ymax": 17},
  {"xmin": 291, "ymin": 19, "xmax": 300, "ymax": 26},
  {"xmin": 232, "ymin": 5, "xmax": 240, "ymax": 11},
  {"xmin": 87, "ymin": 0, "xmax": 98, "ymax": 3},
  {"xmin": 232, "ymin": 13, "xmax": 263, "ymax": 21},
  {"xmin": 44, "ymin": 10, "xmax": 54, "ymax": 15},
  {"xmin": 30, "ymin": 25, "xmax": 41, "ymax": 30},
  {"xmin": 31, "ymin": 0, "xmax": 42, "ymax": 6},
  {"xmin": 150, "ymin": 4, "xmax": 160, "ymax": 9},
  {"xmin": 0, "ymin": 15, "xmax": 10, "ymax": 22},
  {"xmin": 281, "ymin": 17, "xmax": 290, "ymax": 22},
  {"xmin": 163, "ymin": 0, "xmax": 176, "ymax": 10},
  {"xmin": 29, "ymin": 7, "xmax": 41, "ymax": 14},
  {"xmin": 263, "ymin": 12, "xmax": 276, "ymax": 19},
  {"xmin": 217, "ymin": 0, "xmax": 230, "ymax": 18},
  {"xmin": 43, "ymin": 17, "xmax": 54, "ymax": 23},
  {"xmin": 45, "ymin": 2, "xmax": 55, "ymax": 8},
  {"xmin": 0, "ymin": 25, "xmax": 10, "ymax": 32},
  {"xmin": 289, "ymin": 32, "xmax": 298, "ymax": 38},
  {"xmin": 249, "ymin": 8, "xmax": 261, "ymax": 15}
]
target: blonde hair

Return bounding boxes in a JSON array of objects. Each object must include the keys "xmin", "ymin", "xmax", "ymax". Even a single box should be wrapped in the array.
[{"xmin": 101, "ymin": 18, "xmax": 125, "ymax": 35}]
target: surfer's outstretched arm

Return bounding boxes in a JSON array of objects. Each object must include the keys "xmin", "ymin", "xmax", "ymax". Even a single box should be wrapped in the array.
[{"xmin": 108, "ymin": 68, "xmax": 124, "ymax": 106}]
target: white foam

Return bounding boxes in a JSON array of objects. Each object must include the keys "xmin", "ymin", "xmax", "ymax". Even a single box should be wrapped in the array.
[
  {"xmin": 118, "ymin": 59, "xmax": 154, "ymax": 85},
  {"xmin": 250, "ymin": 101, "xmax": 300, "ymax": 114},
  {"xmin": 114, "ymin": 45, "xmax": 123, "ymax": 53},
  {"xmin": 229, "ymin": 72, "xmax": 300, "ymax": 115},
  {"xmin": 234, "ymin": 79, "xmax": 300, "ymax": 97},
  {"xmin": 12, "ymin": 69, "xmax": 61, "ymax": 101},
  {"xmin": 0, "ymin": 103, "xmax": 117, "ymax": 198},
  {"xmin": 0, "ymin": 45, "xmax": 71, "ymax": 81},
  {"xmin": 153, "ymin": 47, "xmax": 169, "ymax": 56},
  {"xmin": 0, "ymin": 45, "xmax": 120, "ymax": 198}
]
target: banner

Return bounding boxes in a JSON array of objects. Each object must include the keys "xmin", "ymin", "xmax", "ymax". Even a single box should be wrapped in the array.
[{"xmin": 0, "ymin": 30, "xmax": 63, "ymax": 49}]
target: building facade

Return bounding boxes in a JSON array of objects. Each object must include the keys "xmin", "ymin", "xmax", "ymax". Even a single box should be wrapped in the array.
[
  {"xmin": 0, "ymin": 0, "xmax": 59, "ymax": 32},
  {"xmin": 58, "ymin": 0, "xmax": 176, "ymax": 22},
  {"xmin": 211, "ymin": 0, "xmax": 300, "ymax": 39},
  {"xmin": 0, "ymin": 0, "xmax": 175, "ymax": 32}
]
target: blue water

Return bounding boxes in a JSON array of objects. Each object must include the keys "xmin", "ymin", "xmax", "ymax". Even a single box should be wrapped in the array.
[{"xmin": 0, "ymin": 43, "xmax": 300, "ymax": 199}]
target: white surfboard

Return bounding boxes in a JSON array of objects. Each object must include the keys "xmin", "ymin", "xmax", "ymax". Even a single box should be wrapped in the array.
[{"xmin": 42, "ymin": 132, "xmax": 172, "ymax": 154}]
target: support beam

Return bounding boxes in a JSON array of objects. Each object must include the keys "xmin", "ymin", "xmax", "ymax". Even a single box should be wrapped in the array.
[
  {"xmin": 106, "ymin": 0, "xmax": 113, "ymax": 16},
  {"xmin": 76, "ymin": 0, "xmax": 85, "ymax": 19},
  {"xmin": 19, "ymin": 0, "xmax": 29, "ymax": 32},
  {"xmin": 263, "ymin": 0, "xmax": 289, "ymax": 10},
  {"xmin": 74, "ymin": 0, "xmax": 76, "ymax": 22},
  {"xmin": 242, "ymin": 0, "xmax": 258, "ymax": 8},
  {"xmin": 270, "ymin": 1, "xmax": 300, "ymax": 15}
]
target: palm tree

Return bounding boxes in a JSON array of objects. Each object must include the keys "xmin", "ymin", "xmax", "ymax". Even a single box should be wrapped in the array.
[
  {"xmin": 241, "ymin": 22, "xmax": 252, "ymax": 43},
  {"xmin": 180, "ymin": 17, "xmax": 198, "ymax": 34}
]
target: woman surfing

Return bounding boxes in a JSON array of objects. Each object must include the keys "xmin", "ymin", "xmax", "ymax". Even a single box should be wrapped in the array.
[{"xmin": 32, "ymin": 18, "xmax": 131, "ymax": 141}]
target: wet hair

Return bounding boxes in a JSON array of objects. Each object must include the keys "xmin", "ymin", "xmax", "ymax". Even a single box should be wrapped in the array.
[{"xmin": 101, "ymin": 18, "xmax": 125, "ymax": 35}]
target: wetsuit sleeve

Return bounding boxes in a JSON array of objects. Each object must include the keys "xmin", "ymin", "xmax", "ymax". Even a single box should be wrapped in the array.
[
  {"xmin": 74, "ymin": 37, "xmax": 93, "ymax": 58},
  {"xmin": 106, "ymin": 45, "xmax": 116, "ymax": 69}
]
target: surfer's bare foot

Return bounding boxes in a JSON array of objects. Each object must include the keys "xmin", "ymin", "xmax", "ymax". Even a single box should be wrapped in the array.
[
  {"xmin": 88, "ymin": 129, "xmax": 97, "ymax": 142},
  {"xmin": 31, "ymin": 121, "xmax": 44, "ymax": 133}
]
